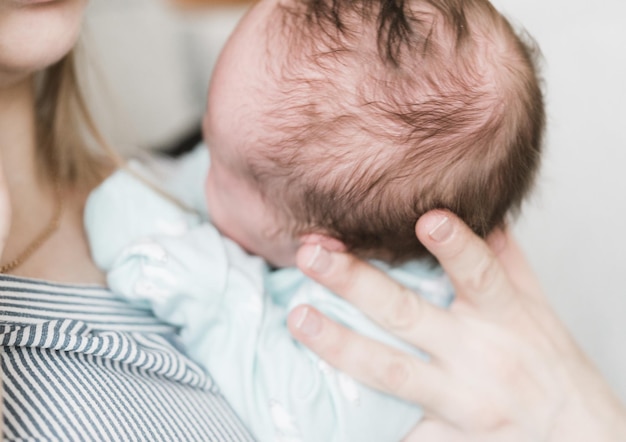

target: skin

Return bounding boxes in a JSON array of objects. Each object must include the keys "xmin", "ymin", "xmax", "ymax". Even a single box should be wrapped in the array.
[
  {"xmin": 0, "ymin": 0, "xmax": 84, "ymax": 84},
  {"xmin": 0, "ymin": 0, "xmax": 105, "ymax": 284},
  {"xmin": 203, "ymin": 0, "xmax": 302, "ymax": 268},
  {"xmin": 203, "ymin": 0, "xmax": 351, "ymax": 266},
  {"xmin": 0, "ymin": 0, "xmax": 106, "ymax": 420},
  {"xmin": 205, "ymin": 2, "xmax": 626, "ymax": 437},
  {"xmin": 3, "ymin": 1, "xmax": 623, "ymax": 439},
  {"xmin": 288, "ymin": 210, "xmax": 626, "ymax": 441}
]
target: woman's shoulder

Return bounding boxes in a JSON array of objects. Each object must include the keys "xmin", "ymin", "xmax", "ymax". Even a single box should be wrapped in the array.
[{"xmin": 0, "ymin": 274, "xmax": 254, "ymax": 441}]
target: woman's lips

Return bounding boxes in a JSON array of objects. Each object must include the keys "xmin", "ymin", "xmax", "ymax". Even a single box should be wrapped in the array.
[{"xmin": 10, "ymin": 0, "xmax": 58, "ymax": 5}]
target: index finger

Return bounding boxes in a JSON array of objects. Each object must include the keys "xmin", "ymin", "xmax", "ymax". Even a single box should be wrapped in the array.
[
  {"xmin": 416, "ymin": 211, "xmax": 520, "ymax": 317},
  {"xmin": 488, "ymin": 229, "xmax": 545, "ymax": 302},
  {"xmin": 295, "ymin": 244, "xmax": 457, "ymax": 352}
]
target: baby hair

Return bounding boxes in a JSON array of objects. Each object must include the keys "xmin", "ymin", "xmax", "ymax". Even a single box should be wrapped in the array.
[{"xmin": 244, "ymin": 0, "xmax": 545, "ymax": 262}]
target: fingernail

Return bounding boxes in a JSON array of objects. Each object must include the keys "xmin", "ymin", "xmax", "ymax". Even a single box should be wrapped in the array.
[
  {"xmin": 294, "ymin": 307, "xmax": 322, "ymax": 337},
  {"xmin": 305, "ymin": 244, "xmax": 332, "ymax": 274},
  {"xmin": 428, "ymin": 215, "xmax": 452, "ymax": 242}
]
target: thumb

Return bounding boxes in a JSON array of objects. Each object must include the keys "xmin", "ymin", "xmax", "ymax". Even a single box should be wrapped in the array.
[
  {"xmin": 416, "ymin": 210, "xmax": 520, "ymax": 317},
  {"xmin": 487, "ymin": 229, "xmax": 545, "ymax": 302}
]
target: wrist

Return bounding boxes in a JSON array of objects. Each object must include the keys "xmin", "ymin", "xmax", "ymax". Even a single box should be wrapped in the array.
[
  {"xmin": 546, "ymin": 366, "xmax": 626, "ymax": 442},
  {"xmin": 548, "ymin": 399, "xmax": 626, "ymax": 442}
]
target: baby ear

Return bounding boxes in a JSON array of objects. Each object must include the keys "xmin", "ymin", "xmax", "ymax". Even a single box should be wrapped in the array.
[{"xmin": 299, "ymin": 233, "xmax": 346, "ymax": 253}]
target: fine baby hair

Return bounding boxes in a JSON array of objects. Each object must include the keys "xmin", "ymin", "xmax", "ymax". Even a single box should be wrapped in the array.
[{"xmin": 238, "ymin": 0, "xmax": 545, "ymax": 263}]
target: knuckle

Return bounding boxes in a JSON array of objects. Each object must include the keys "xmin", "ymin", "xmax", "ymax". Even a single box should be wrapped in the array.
[
  {"xmin": 383, "ymin": 289, "xmax": 423, "ymax": 333},
  {"xmin": 472, "ymin": 340, "xmax": 524, "ymax": 386},
  {"xmin": 377, "ymin": 356, "xmax": 412, "ymax": 395},
  {"xmin": 331, "ymin": 257, "xmax": 362, "ymax": 298},
  {"xmin": 492, "ymin": 355, "xmax": 524, "ymax": 386},
  {"xmin": 464, "ymin": 254, "xmax": 499, "ymax": 295},
  {"xmin": 321, "ymin": 326, "xmax": 350, "ymax": 360},
  {"xmin": 464, "ymin": 402, "xmax": 506, "ymax": 430}
]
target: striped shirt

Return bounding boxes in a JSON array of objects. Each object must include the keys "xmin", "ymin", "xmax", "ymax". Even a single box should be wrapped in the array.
[{"xmin": 0, "ymin": 274, "xmax": 255, "ymax": 441}]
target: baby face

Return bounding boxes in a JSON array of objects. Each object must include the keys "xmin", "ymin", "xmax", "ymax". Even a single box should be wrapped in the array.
[{"xmin": 203, "ymin": 0, "xmax": 300, "ymax": 267}]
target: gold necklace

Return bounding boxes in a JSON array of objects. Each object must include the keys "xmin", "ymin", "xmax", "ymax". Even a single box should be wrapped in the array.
[{"xmin": 0, "ymin": 186, "xmax": 64, "ymax": 273}]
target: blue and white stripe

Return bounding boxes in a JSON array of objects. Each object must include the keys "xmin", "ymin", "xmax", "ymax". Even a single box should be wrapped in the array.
[{"xmin": 1, "ymin": 274, "xmax": 255, "ymax": 441}]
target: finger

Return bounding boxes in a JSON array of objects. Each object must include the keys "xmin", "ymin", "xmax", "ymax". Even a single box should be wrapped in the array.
[
  {"xmin": 416, "ymin": 211, "xmax": 519, "ymax": 317},
  {"xmin": 296, "ymin": 243, "xmax": 458, "ymax": 353},
  {"xmin": 488, "ymin": 229, "xmax": 545, "ymax": 302},
  {"xmin": 288, "ymin": 305, "xmax": 450, "ymax": 408},
  {"xmin": 403, "ymin": 418, "xmax": 467, "ymax": 442}
]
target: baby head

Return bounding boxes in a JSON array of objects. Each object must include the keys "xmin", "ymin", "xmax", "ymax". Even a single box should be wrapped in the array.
[{"xmin": 203, "ymin": 0, "xmax": 545, "ymax": 267}]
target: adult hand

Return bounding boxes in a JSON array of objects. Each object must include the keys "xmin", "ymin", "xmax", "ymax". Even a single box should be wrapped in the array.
[{"xmin": 288, "ymin": 210, "xmax": 626, "ymax": 441}]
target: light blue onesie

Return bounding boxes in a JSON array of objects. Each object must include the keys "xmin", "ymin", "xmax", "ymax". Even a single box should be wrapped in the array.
[{"xmin": 85, "ymin": 147, "xmax": 454, "ymax": 442}]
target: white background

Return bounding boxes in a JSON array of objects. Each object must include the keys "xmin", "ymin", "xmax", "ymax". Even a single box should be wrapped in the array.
[
  {"xmin": 492, "ymin": 0, "xmax": 626, "ymax": 400},
  {"xmin": 85, "ymin": 0, "xmax": 626, "ymax": 401}
]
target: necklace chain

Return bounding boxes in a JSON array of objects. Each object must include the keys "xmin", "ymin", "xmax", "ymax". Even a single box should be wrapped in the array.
[{"xmin": 0, "ymin": 186, "xmax": 64, "ymax": 274}]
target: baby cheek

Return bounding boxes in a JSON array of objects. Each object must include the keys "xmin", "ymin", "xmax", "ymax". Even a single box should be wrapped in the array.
[
  {"xmin": 204, "ymin": 172, "xmax": 218, "ymax": 221},
  {"xmin": 204, "ymin": 171, "xmax": 240, "ymax": 243}
]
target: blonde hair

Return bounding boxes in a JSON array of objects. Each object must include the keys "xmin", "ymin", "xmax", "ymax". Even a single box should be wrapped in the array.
[
  {"xmin": 35, "ymin": 49, "xmax": 124, "ymax": 190},
  {"xmin": 35, "ymin": 49, "xmax": 194, "ymax": 214}
]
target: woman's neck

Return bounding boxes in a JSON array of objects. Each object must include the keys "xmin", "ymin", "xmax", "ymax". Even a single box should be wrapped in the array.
[
  {"xmin": 0, "ymin": 76, "xmax": 51, "ymax": 214},
  {"xmin": 0, "ymin": 75, "xmax": 106, "ymax": 284}
]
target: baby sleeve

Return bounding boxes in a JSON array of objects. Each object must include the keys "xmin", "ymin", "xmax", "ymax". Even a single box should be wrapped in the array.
[
  {"xmin": 84, "ymin": 167, "xmax": 251, "ymax": 336},
  {"xmin": 84, "ymin": 167, "xmax": 203, "ymax": 272},
  {"xmin": 251, "ymin": 264, "xmax": 454, "ymax": 442},
  {"xmin": 98, "ymin": 226, "xmax": 445, "ymax": 442}
]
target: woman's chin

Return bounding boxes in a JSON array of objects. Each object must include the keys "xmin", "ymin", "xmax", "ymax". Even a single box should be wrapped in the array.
[{"xmin": 0, "ymin": 0, "xmax": 86, "ymax": 79}]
